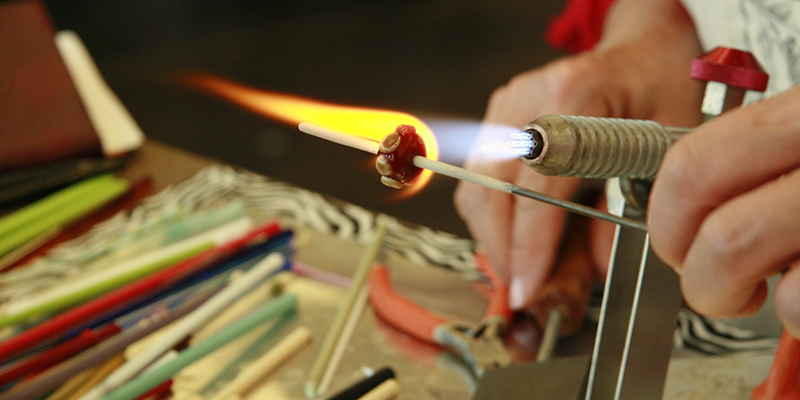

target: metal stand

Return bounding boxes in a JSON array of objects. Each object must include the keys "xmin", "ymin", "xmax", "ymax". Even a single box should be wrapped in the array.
[
  {"xmin": 583, "ymin": 178, "xmax": 683, "ymax": 400},
  {"xmin": 473, "ymin": 179, "xmax": 684, "ymax": 400}
]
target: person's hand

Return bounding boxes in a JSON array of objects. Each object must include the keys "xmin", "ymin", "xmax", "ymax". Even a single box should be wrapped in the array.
[
  {"xmin": 454, "ymin": 0, "xmax": 705, "ymax": 311},
  {"xmin": 650, "ymin": 84, "xmax": 800, "ymax": 339}
]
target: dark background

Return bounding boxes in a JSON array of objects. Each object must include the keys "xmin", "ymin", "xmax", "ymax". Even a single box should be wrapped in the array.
[{"xmin": 43, "ymin": 0, "xmax": 567, "ymax": 238}]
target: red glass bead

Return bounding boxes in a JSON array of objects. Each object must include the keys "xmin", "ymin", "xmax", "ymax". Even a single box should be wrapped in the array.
[{"xmin": 376, "ymin": 125, "xmax": 427, "ymax": 188}]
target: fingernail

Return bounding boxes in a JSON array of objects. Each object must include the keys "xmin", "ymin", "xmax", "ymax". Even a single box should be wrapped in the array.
[{"xmin": 509, "ymin": 277, "xmax": 529, "ymax": 310}]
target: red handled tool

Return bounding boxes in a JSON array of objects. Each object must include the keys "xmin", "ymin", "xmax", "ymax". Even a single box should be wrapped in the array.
[
  {"xmin": 752, "ymin": 331, "xmax": 800, "ymax": 400},
  {"xmin": 367, "ymin": 254, "xmax": 512, "ymax": 377}
]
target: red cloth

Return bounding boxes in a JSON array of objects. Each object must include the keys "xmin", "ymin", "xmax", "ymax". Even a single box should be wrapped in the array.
[
  {"xmin": 545, "ymin": 0, "xmax": 618, "ymax": 53},
  {"xmin": 0, "ymin": 0, "xmax": 102, "ymax": 172}
]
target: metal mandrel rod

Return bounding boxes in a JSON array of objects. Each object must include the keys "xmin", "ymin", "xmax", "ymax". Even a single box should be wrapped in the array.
[
  {"xmin": 413, "ymin": 157, "xmax": 647, "ymax": 231},
  {"xmin": 536, "ymin": 308, "xmax": 562, "ymax": 362}
]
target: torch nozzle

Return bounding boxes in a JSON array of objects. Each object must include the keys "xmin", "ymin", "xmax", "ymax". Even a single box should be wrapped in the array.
[
  {"xmin": 520, "ymin": 115, "xmax": 690, "ymax": 180},
  {"xmin": 505, "ymin": 131, "xmax": 543, "ymax": 158}
]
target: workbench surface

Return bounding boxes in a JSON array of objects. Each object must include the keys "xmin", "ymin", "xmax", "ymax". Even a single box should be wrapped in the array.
[{"xmin": 115, "ymin": 140, "xmax": 774, "ymax": 400}]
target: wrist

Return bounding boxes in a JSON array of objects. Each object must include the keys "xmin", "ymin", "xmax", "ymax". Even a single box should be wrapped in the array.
[{"xmin": 585, "ymin": 0, "xmax": 704, "ymax": 123}]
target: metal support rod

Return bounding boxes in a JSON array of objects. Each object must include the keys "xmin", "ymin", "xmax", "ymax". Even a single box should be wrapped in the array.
[{"xmin": 536, "ymin": 308, "xmax": 562, "ymax": 363}]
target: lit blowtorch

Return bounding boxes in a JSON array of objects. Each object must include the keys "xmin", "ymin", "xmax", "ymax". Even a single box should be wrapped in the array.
[{"xmin": 515, "ymin": 114, "xmax": 690, "ymax": 180}]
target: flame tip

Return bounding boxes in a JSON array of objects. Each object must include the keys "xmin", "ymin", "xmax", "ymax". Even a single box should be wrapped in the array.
[{"xmin": 184, "ymin": 71, "xmax": 439, "ymax": 197}]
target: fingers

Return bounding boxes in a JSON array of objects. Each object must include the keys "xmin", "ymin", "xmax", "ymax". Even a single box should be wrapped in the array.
[
  {"xmin": 455, "ymin": 60, "xmax": 594, "ymax": 283},
  {"xmin": 455, "ymin": 154, "xmax": 521, "ymax": 281},
  {"xmin": 649, "ymin": 86, "xmax": 800, "ymax": 327},
  {"xmin": 677, "ymin": 167, "xmax": 800, "ymax": 318},
  {"xmin": 508, "ymin": 172, "xmax": 581, "ymax": 309},
  {"xmin": 474, "ymin": 58, "xmax": 607, "ymax": 307},
  {"xmin": 650, "ymin": 86, "xmax": 800, "ymax": 269},
  {"xmin": 454, "ymin": 179, "xmax": 513, "ymax": 281},
  {"xmin": 529, "ymin": 214, "xmax": 596, "ymax": 335}
]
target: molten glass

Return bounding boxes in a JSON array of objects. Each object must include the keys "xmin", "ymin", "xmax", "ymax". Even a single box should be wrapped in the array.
[{"xmin": 376, "ymin": 125, "xmax": 427, "ymax": 188}]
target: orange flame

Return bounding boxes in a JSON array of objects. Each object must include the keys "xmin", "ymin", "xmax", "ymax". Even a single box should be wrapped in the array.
[{"xmin": 181, "ymin": 72, "xmax": 438, "ymax": 197}]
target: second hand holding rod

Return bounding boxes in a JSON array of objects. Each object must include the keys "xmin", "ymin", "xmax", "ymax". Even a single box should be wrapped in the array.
[{"xmin": 298, "ymin": 122, "xmax": 649, "ymax": 231}]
